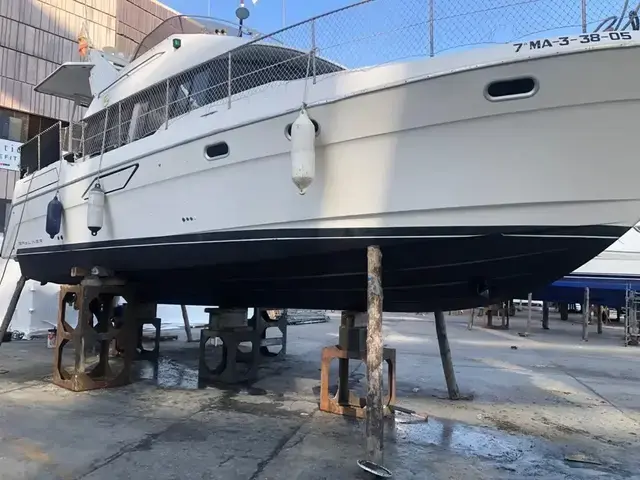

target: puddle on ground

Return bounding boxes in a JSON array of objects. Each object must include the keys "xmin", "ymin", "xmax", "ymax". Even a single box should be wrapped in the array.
[
  {"xmin": 388, "ymin": 416, "xmax": 626, "ymax": 477},
  {"xmin": 392, "ymin": 416, "xmax": 534, "ymax": 462},
  {"xmin": 126, "ymin": 357, "xmax": 628, "ymax": 477},
  {"xmin": 133, "ymin": 357, "xmax": 200, "ymax": 390}
]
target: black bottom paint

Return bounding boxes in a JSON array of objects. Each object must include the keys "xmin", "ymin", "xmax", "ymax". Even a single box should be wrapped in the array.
[{"xmin": 16, "ymin": 225, "xmax": 628, "ymax": 312}]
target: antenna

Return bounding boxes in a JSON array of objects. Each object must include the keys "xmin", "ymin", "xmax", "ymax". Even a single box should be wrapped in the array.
[
  {"xmin": 236, "ymin": 2, "xmax": 250, "ymax": 38},
  {"xmin": 282, "ymin": 0, "xmax": 286, "ymax": 28}
]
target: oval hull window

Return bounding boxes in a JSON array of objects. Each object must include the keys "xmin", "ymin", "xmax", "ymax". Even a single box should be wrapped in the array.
[
  {"xmin": 485, "ymin": 77, "xmax": 537, "ymax": 101},
  {"xmin": 205, "ymin": 142, "xmax": 229, "ymax": 160}
]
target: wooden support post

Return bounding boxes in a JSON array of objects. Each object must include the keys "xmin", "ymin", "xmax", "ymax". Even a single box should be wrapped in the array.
[
  {"xmin": 542, "ymin": 301, "xmax": 550, "ymax": 330},
  {"xmin": 559, "ymin": 303, "xmax": 569, "ymax": 321},
  {"xmin": 434, "ymin": 309, "xmax": 460, "ymax": 400},
  {"xmin": 525, "ymin": 293, "xmax": 532, "ymax": 336},
  {"xmin": 597, "ymin": 305, "xmax": 603, "ymax": 334},
  {"xmin": 0, "ymin": 275, "xmax": 26, "ymax": 347},
  {"xmin": 366, "ymin": 245, "xmax": 384, "ymax": 465},
  {"xmin": 582, "ymin": 287, "xmax": 590, "ymax": 342},
  {"xmin": 180, "ymin": 305, "xmax": 194, "ymax": 342},
  {"xmin": 503, "ymin": 301, "xmax": 510, "ymax": 329}
]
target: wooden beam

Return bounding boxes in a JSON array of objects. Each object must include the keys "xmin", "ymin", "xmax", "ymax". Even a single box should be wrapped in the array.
[
  {"xmin": 0, "ymin": 275, "xmax": 26, "ymax": 348},
  {"xmin": 366, "ymin": 245, "xmax": 384, "ymax": 465},
  {"xmin": 180, "ymin": 305, "xmax": 194, "ymax": 342},
  {"xmin": 434, "ymin": 309, "xmax": 460, "ymax": 400}
]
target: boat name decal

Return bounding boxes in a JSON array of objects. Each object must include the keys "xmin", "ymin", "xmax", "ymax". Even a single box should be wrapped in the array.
[
  {"xmin": 18, "ymin": 238, "xmax": 44, "ymax": 246},
  {"xmin": 513, "ymin": 31, "xmax": 632, "ymax": 52}
]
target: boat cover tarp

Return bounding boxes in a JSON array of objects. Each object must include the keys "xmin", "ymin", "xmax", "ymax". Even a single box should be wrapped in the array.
[{"xmin": 532, "ymin": 274, "xmax": 640, "ymax": 306}]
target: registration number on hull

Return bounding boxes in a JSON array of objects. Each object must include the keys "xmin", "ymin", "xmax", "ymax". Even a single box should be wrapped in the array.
[{"xmin": 513, "ymin": 31, "xmax": 633, "ymax": 52}]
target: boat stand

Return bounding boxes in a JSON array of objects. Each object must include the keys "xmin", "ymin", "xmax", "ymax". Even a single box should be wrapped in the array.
[
  {"xmin": 319, "ymin": 310, "xmax": 397, "ymax": 419},
  {"xmin": 52, "ymin": 268, "xmax": 138, "ymax": 392},
  {"xmin": 112, "ymin": 303, "xmax": 161, "ymax": 362},
  {"xmin": 198, "ymin": 308, "xmax": 287, "ymax": 385},
  {"xmin": 485, "ymin": 302, "xmax": 510, "ymax": 330}
]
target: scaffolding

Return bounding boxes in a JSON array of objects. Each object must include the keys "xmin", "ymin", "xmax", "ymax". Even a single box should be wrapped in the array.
[{"xmin": 624, "ymin": 285, "xmax": 640, "ymax": 346}]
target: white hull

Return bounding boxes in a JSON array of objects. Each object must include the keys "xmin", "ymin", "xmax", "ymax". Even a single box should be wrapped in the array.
[
  {"xmin": 6, "ymin": 35, "xmax": 640, "ymax": 311},
  {"xmin": 7, "ymin": 40, "xmax": 640, "ymax": 252}
]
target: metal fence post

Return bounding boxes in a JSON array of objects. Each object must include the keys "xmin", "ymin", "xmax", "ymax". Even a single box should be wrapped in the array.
[
  {"xmin": 311, "ymin": 19, "xmax": 317, "ymax": 84},
  {"xmin": 581, "ymin": 0, "xmax": 587, "ymax": 33},
  {"xmin": 37, "ymin": 135, "xmax": 41, "ymax": 170},
  {"xmin": 582, "ymin": 287, "xmax": 590, "ymax": 341},
  {"xmin": 81, "ymin": 121, "xmax": 86, "ymax": 158},
  {"xmin": 164, "ymin": 78, "xmax": 170, "ymax": 129},
  {"xmin": 99, "ymin": 108, "xmax": 110, "ymax": 157},
  {"xmin": 69, "ymin": 103, "xmax": 77, "ymax": 153},
  {"xmin": 58, "ymin": 121, "xmax": 63, "ymax": 160},
  {"xmin": 227, "ymin": 52, "xmax": 232, "ymax": 109},
  {"xmin": 428, "ymin": 0, "xmax": 435, "ymax": 57}
]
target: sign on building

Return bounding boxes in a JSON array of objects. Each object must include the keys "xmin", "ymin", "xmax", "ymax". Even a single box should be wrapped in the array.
[{"xmin": 0, "ymin": 139, "xmax": 21, "ymax": 171}]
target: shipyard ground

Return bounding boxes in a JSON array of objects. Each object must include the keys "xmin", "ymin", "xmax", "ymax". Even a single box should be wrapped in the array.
[{"xmin": 1, "ymin": 311, "xmax": 640, "ymax": 479}]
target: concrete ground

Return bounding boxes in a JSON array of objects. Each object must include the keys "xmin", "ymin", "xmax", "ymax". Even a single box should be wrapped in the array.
[{"xmin": 1, "ymin": 310, "xmax": 640, "ymax": 479}]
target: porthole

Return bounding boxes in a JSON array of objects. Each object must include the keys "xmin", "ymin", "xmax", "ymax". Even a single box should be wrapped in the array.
[
  {"xmin": 485, "ymin": 77, "xmax": 538, "ymax": 102},
  {"xmin": 285, "ymin": 119, "xmax": 321, "ymax": 140},
  {"xmin": 205, "ymin": 142, "xmax": 230, "ymax": 160}
]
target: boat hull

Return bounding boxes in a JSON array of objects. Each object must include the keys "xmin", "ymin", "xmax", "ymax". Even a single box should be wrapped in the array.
[
  {"xmin": 16, "ymin": 224, "xmax": 628, "ymax": 312},
  {"xmin": 7, "ymin": 40, "xmax": 640, "ymax": 311}
]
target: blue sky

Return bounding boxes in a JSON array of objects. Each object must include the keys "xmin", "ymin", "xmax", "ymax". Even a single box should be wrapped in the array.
[
  {"xmin": 161, "ymin": 1, "xmax": 632, "ymax": 67},
  {"xmin": 163, "ymin": 0, "xmax": 355, "ymax": 33}
]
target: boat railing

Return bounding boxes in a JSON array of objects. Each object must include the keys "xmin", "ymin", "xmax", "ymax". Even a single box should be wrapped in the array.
[
  {"xmin": 45, "ymin": 0, "xmax": 634, "ymax": 164},
  {"xmin": 61, "ymin": 122, "xmax": 85, "ymax": 157},
  {"xmin": 19, "ymin": 122, "xmax": 67, "ymax": 177}
]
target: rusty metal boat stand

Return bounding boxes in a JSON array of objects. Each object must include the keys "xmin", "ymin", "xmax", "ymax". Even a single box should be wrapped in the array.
[
  {"xmin": 52, "ymin": 268, "xmax": 133, "ymax": 391},
  {"xmin": 51, "ymin": 267, "xmax": 156, "ymax": 392},
  {"xmin": 319, "ymin": 313, "xmax": 397, "ymax": 419},
  {"xmin": 198, "ymin": 308, "xmax": 287, "ymax": 385}
]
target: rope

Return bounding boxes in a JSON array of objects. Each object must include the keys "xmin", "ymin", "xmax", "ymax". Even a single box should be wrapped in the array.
[
  {"xmin": 96, "ymin": 108, "xmax": 110, "ymax": 185},
  {"xmin": 301, "ymin": 47, "xmax": 314, "ymax": 109},
  {"xmin": 0, "ymin": 170, "xmax": 38, "ymax": 290}
]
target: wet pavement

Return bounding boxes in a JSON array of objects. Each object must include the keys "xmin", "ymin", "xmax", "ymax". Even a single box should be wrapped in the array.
[{"xmin": 1, "ymin": 311, "xmax": 640, "ymax": 479}]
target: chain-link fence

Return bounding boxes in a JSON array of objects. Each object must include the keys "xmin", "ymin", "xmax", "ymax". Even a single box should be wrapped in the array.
[{"xmin": 59, "ymin": 0, "xmax": 636, "ymax": 162}]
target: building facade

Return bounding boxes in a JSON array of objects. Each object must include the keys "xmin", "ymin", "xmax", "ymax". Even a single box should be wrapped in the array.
[{"xmin": 0, "ymin": 0, "xmax": 179, "ymax": 229}]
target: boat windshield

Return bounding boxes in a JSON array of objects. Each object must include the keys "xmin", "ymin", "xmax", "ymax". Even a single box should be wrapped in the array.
[{"xmin": 133, "ymin": 15, "xmax": 260, "ymax": 61}]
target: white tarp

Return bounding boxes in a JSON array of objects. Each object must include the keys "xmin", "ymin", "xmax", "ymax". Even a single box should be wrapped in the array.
[
  {"xmin": 0, "ymin": 262, "xmax": 214, "ymax": 337},
  {"xmin": 0, "ymin": 257, "xmax": 60, "ymax": 338},
  {"xmin": 0, "ymin": 259, "xmax": 221, "ymax": 337}
]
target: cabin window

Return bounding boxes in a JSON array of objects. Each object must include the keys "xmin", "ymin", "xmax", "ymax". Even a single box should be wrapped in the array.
[
  {"xmin": 485, "ymin": 77, "xmax": 537, "ymax": 101},
  {"xmin": 84, "ymin": 82, "xmax": 166, "ymax": 157},
  {"xmin": 191, "ymin": 69, "xmax": 216, "ymax": 108},
  {"xmin": 169, "ymin": 78, "xmax": 192, "ymax": 118},
  {"xmin": 81, "ymin": 45, "xmax": 344, "ymax": 157},
  {"xmin": 205, "ymin": 142, "xmax": 229, "ymax": 160}
]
